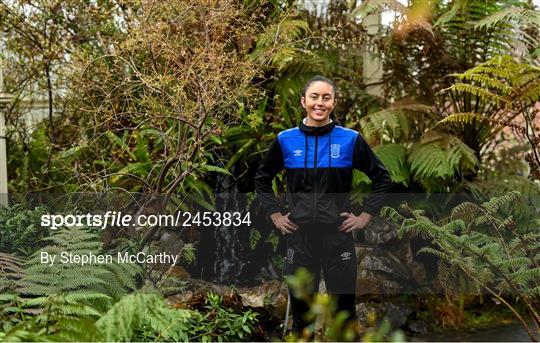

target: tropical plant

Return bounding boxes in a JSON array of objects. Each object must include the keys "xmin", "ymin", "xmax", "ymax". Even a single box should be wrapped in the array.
[
  {"xmin": 437, "ymin": 55, "xmax": 540, "ymax": 181},
  {"xmin": 17, "ymin": 226, "xmax": 141, "ymax": 310},
  {"xmin": 383, "ymin": 191, "xmax": 540, "ymax": 341},
  {"xmin": 470, "ymin": 4, "xmax": 540, "ymax": 63},
  {"xmin": 347, "ymin": 1, "xmax": 540, "ymax": 193}
]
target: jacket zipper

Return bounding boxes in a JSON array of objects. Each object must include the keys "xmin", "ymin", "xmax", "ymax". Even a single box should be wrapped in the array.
[{"xmin": 313, "ymin": 135, "xmax": 318, "ymax": 223}]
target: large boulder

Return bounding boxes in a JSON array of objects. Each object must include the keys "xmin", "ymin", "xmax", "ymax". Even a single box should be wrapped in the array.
[{"xmin": 355, "ymin": 219, "xmax": 427, "ymax": 297}]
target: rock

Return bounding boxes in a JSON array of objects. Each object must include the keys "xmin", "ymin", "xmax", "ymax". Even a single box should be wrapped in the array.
[
  {"xmin": 356, "ymin": 270, "xmax": 402, "ymax": 296},
  {"xmin": 362, "ymin": 218, "xmax": 398, "ymax": 245},
  {"xmin": 237, "ymin": 280, "xmax": 288, "ymax": 318},
  {"xmin": 380, "ymin": 279, "xmax": 401, "ymax": 296},
  {"xmin": 407, "ymin": 320, "xmax": 428, "ymax": 335},
  {"xmin": 410, "ymin": 261, "xmax": 426, "ymax": 284},
  {"xmin": 360, "ymin": 255, "xmax": 394, "ymax": 274},
  {"xmin": 356, "ymin": 302, "xmax": 381, "ymax": 326},
  {"xmin": 380, "ymin": 302, "xmax": 413, "ymax": 329},
  {"xmin": 168, "ymin": 290, "xmax": 194, "ymax": 308},
  {"xmin": 355, "ymin": 245, "xmax": 374, "ymax": 261},
  {"xmin": 355, "ymin": 238, "xmax": 429, "ymax": 295},
  {"xmin": 166, "ymin": 265, "xmax": 191, "ymax": 278},
  {"xmin": 158, "ymin": 231, "xmax": 185, "ymax": 255},
  {"xmin": 356, "ymin": 302, "xmax": 414, "ymax": 330},
  {"xmin": 356, "ymin": 271, "xmax": 381, "ymax": 296},
  {"xmin": 166, "ymin": 279, "xmax": 288, "ymax": 320}
]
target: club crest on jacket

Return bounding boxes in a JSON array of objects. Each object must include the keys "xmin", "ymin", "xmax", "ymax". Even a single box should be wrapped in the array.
[{"xmin": 330, "ymin": 144, "xmax": 341, "ymax": 158}]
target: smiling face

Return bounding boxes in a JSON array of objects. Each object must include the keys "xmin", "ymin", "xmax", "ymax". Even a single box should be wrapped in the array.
[{"xmin": 301, "ymin": 81, "xmax": 336, "ymax": 127}]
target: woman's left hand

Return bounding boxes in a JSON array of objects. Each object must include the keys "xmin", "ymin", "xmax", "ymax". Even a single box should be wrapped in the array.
[{"xmin": 339, "ymin": 212, "xmax": 373, "ymax": 232}]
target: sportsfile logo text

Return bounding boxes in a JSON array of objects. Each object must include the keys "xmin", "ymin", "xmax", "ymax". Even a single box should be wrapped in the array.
[{"xmin": 41, "ymin": 211, "xmax": 251, "ymax": 230}]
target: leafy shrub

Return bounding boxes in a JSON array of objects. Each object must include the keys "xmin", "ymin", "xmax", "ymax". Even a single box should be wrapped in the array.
[{"xmin": 0, "ymin": 204, "xmax": 49, "ymax": 257}]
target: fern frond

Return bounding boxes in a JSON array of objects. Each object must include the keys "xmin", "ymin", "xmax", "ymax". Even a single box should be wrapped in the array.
[
  {"xmin": 474, "ymin": 7, "xmax": 540, "ymax": 32},
  {"xmin": 360, "ymin": 103, "xmax": 432, "ymax": 142},
  {"xmin": 450, "ymin": 201, "xmax": 481, "ymax": 223},
  {"xmin": 382, "ymin": 191, "xmax": 539, "ymax": 310},
  {"xmin": 0, "ymin": 253, "xmax": 25, "ymax": 292},
  {"xmin": 381, "ymin": 207, "xmax": 406, "ymax": 224},
  {"xmin": 409, "ymin": 134, "xmax": 478, "ymax": 187},
  {"xmin": 494, "ymin": 257, "xmax": 530, "ymax": 271},
  {"xmin": 374, "ymin": 144, "xmax": 410, "ymax": 185},
  {"xmin": 418, "ymin": 246, "xmax": 448, "ymax": 258},
  {"xmin": 443, "ymin": 83, "xmax": 506, "ymax": 105},
  {"xmin": 520, "ymin": 79, "xmax": 540, "ymax": 104},
  {"xmin": 452, "ymin": 72, "xmax": 511, "ymax": 92},
  {"xmin": 510, "ymin": 267, "xmax": 540, "ymax": 287},
  {"xmin": 480, "ymin": 191, "xmax": 521, "ymax": 216},
  {"xmin": 16, "ymin": 225, "xmax": 142, "ymax": 322},
  {"xmin": 436, "ymin": 112, "xmax": 504, "ymax": 128},
  {"xmin": 50, "ymin": 317, "xmax": 103, "ymax": 341},
  {"xmin": 96, "ymin": 292, "xmax": 194, "ymax": 341},
  {"xmin": 252, "ymin": 18, "xmax": 311, "ymax": 71},
  {"xmin": 529, "ymin": 285, "xmax": 540, "ymax": 296}
]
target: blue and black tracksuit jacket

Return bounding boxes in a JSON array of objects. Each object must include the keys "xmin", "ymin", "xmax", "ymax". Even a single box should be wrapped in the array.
[
  {"xmin": 255, "ymin": 121, "xmax": 391, "ymax": 225},
  {"xmin": 255, "ymin": 121, "xmax": 391, "ymax": 328}
]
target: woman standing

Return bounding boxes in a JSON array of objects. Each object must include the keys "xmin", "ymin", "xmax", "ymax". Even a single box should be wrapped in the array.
[{"xmin": 255, "ymin": 75, "xmax": 391, "ymax": 337}]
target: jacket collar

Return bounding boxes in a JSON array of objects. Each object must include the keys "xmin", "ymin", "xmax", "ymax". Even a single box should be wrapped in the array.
[{"xmin": 299, "ymin": 118, "xmax": 335, "ymax": 136}]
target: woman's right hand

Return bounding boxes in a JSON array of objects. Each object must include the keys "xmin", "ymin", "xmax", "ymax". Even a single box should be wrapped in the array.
[{"xmin": 270, "ymin": 212, "xmax": 298, "ymax": 235}]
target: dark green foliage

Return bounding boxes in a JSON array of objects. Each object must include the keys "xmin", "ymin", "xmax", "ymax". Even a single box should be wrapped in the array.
[
  {"xmin": 2, "ymin": 1, "xmax": 539, "ymax": 340},
  {"xmin": 0, "ymin": 216, "xmax": 259, "ymax": 342},
  {"xmin": 363, "ymin": 0, "xmax": 540, "ymax": 191},
  {"xmin": 3, "ymin": 290, "xmax": 259, "ymax": 342},
  {"xmin": 189, "ymin": 292, "xmax": 258, "ymax": 342},
  {"xmin": 0, "ymin": 205, "xmax": 49, "ymax": 257},
  {"xmin": 18, "ymin": 226, "xmax": 141, "ymax": 307},
  {"xmin": 0, "ymin": 253, "xmax": 25, "ymax": 333},
  {"xmin": 96, "ymin": 292, "xmax": 192, "ymax": 342},
  {"xmin": 383, "ymin": 191, "xmax": 540, "ymax": 339},
  {"xmin": 0, "ymin": 226, "xmax": 143, "ymax": 339}
]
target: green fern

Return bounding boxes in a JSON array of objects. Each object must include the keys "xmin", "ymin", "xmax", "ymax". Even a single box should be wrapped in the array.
[
  {"xmin": 408, "ymin": 133, "xmax": 478, "ymax": 190},
  {"xmin": 13, "ymin": 226, "xmax": 142, "ymax": 326},
  {"xmin": 252, "ymin": 18, "xmax": 311, "ymax": 71},
  {"xmin": 373, "ymin": 144, "xmax": 410, "ymax": 186},
  {"xmin": 473, "ymin": 6, "xmax": 540, "ymax": 60},
  {"xmin": 96, "ymin": 292, "xmax": 192, "ymax": 341},
  {"xmin": 0, "ymin": 253, "xmax": 25, "ymax": 292},
  {"xmin": 359, "ymin": 103, "xmax": 432, "ymax": 143},
  {"xmin": 383, "ymin": 191, "xmax": 540, "ymax": 335},
  {"xmin": 436, "ymin": 112, "xmax": 505, "ymax": 129},
  {"xmin": 439, "ymin": 56, "xmax": 540, "ymax": 145},
  {"xmin": 0, "ymin": 254, "xmax": 26, "ymax": 333}
]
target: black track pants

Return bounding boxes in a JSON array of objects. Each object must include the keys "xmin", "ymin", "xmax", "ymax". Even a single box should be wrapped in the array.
[{"xmin": 283, "ymin": 226, "xmax": 357, "ymax": 333}]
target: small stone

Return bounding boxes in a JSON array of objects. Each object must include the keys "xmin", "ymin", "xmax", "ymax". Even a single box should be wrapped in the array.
[{"xmin": 408, "ymin": 320, "xmax": 428, "ymax": 335}]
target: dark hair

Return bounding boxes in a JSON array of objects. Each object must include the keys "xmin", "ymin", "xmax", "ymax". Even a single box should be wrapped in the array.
[{"xmin": 302, "ymin": 75, "xmax": 337, "ymax": 97}]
